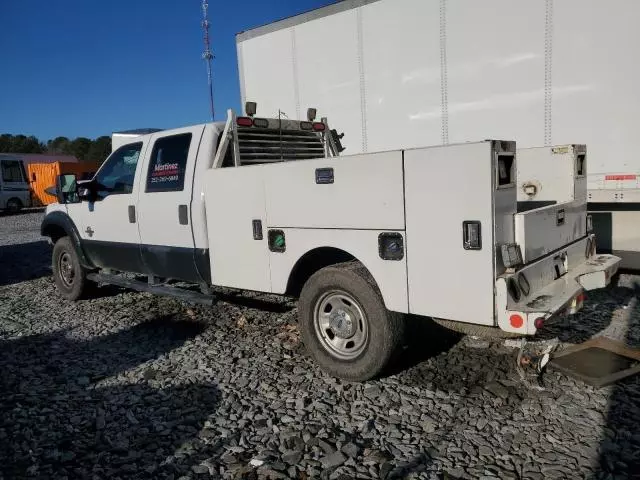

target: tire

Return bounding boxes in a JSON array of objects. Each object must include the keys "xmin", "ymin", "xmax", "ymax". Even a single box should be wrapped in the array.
[
  {"xmin": 52, "ymin": 236, "xmax": 91, "ymax": 300},
  {"xmin": 6, "ymin": 198, "xmax": 22, "ymax": 214},
  {"xmin": 298, "ymin": 261, "xmax": 405, "ymax": 382}
]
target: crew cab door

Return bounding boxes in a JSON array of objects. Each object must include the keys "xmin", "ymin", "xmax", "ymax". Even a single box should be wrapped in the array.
[
  {"xmin": 135, "ymin": 126, "xmax": 205, "ymax": 283},
  {"xmin": 71, "ymin": 140, "xmax": 149, "ymax": 272}
]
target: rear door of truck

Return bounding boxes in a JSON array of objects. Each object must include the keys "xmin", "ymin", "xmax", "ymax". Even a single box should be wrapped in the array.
[{"xmin": 135, "ymin": 126, "xmax": 206, "ymax": 283}]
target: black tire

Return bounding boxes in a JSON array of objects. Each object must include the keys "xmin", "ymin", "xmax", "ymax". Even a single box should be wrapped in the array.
[
  {"xmin": 6, "ymin": 198, "xmax": 22, "ymax": 214},
  {"xmin": 52, "ymin": 236, "xmax": 91, "ymax": 300},
  {"xmin": 298, "ymin": 261, "xmax": 405, "ymax": 382}
]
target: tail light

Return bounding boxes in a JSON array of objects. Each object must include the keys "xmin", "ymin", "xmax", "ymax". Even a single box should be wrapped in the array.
[
  {"xmin": 252, "ymin": 118, "xmax": 269, "ymax": 128},
  {"xmin": 237, "ymin": 117, "xmax": 253, "ymax": 127},
  {"xmin": 534, "ymin": 317, "xmax": 545, "ymax": 329},
  {"xmin": 312, "ymin": 122, "xmax": 326, "ymax": 131},
  {"xmin": 509, "ymin": 314, "xmax": 524, "ymax": 328},
  {"xmin": 300, "ymin": 121, "xmax": 313, "ymax": 130}
]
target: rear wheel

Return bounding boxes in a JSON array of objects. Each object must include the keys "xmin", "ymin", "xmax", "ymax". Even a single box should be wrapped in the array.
[
  {"xmin": 298, "ymin": 262, "xmax": 405, "ymax": 381},
  {"xmin": 52, "ymin": 236, "xmax": 91, "ymax": 300},
  {"xmin": 5, "ymin": 198, "xmax": 22, "ymax": 214}
]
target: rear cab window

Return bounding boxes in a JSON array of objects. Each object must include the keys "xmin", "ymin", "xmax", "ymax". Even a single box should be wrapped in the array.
[{"xmin": 146, "ymin": 133, "xmax": 192, "ymax": 192}]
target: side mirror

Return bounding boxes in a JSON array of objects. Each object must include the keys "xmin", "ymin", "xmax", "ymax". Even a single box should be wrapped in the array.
[
  {"xmin": 77, "ymin": 181, "xmax": 92, "ymax": 200},
  {"xmin": 55, "ymin": 174, "xmax": 79, "ymax": 204}
]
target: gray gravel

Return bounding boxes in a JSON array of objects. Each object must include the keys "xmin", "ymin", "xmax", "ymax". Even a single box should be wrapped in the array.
[{"xmin": 1, "ymin": 212, "xmax": 640, "ymax": 479}]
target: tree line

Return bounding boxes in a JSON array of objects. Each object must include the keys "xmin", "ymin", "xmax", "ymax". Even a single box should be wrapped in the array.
[{"xmin": 0, "ymin": 134, "xmax": 111, "ymax": 164}]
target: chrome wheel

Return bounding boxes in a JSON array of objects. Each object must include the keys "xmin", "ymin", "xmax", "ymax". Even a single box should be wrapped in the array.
[
  {"xmin": 314, "ymin": 290, "xmax": 368, "ymax": 360},
  {"xmin": 58, "ymin": 252, "xmax": 75, "ymax": 287}
]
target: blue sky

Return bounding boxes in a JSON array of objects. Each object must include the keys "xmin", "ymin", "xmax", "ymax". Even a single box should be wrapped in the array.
[{"xmin": 0, "ymin": 0, "xmax": 333, "ymax": 141}]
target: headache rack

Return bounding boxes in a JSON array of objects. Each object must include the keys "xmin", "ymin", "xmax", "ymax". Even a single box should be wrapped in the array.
[{"xmin": 213, "ymin": 109, "xmax": 342, "ymax": 167}]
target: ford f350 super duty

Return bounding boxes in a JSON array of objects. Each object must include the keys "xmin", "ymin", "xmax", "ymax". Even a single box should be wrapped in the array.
[{"xmin": 41, "ymin": 107, "xmax": 620, "ymax": 381}]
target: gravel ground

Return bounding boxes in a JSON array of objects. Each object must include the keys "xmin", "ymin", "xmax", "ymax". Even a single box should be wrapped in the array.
[{"xmin": 1, "ymin": 212, "xmax": 640, "ymax": 480}]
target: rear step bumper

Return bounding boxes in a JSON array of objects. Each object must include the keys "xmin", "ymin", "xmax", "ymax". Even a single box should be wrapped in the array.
[
  {"xmin": 496, "ymin": 235, "xmax": 620, "ymax": 335},
  {"xmin": 574, "ymin": 254, "xmax": 620, "ymax": 291}
]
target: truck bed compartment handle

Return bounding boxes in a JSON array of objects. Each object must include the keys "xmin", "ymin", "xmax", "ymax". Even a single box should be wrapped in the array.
[{"xmin": 252, "ymin": 219, "xmax": 263, "ymax": 240}]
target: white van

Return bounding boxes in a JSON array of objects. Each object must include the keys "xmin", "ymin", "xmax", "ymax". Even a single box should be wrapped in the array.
[{"xmin": 0, "ymin": 156, "xmax": 32, "ymax": 213}]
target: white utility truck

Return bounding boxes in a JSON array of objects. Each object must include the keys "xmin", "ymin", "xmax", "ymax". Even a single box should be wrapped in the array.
[
  {"xmin": 41, "ymin": 107, "xmax": 619, "ymax": 381},
  {"xmin": 236, "ymin": 0, "xmax": 640, "ymax": 268}
]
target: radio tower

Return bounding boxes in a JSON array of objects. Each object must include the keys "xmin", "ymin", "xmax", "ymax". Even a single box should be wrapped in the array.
[{"xmin": 201, "ymin": 0, "xmax": 215, "ymax": 121}]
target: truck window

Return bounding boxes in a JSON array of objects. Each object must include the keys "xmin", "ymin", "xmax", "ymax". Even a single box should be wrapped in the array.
[
  {"xmin": 1, "ymin": 160, "xmax": 25, "ymax": 183},
  {"xmin": 146, "ymin": 133, "xmax": 192, "ymax": 192},
  {"xmin": 94, "ymin": 142, "xmax": 142, "ymax": 199}
]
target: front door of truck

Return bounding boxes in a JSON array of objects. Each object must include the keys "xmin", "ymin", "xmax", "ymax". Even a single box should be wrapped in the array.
[
  {"xmin": 70, "ymin": 140, "xmax": 149, "ymax": 272},
  {"xmin": 135, "ymin": 126, "xmax": 205, "ymax": 283}
]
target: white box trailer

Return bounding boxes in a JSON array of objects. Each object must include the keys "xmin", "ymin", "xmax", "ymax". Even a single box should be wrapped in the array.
[
  {"xmin": 236, "ymin": 0, "xmax": 640, "ymax": 268},
  {"xmin": 587, "ymin": 175, "xmax": 640, "ymax": 269}
]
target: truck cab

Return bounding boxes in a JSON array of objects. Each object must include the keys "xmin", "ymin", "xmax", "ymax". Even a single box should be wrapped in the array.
[
  {"xmin": 0, "ymin": 155, "xmax": 31, "ymax": 213},
  {"xmin": 41, "ymin": 107, "xmax": 620, "ymax": 381}
]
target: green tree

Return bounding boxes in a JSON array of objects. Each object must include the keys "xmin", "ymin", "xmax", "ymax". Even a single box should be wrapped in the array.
[
  {"xmin": 0, "ymin": 134, "xmax": 44, "ymax": 153},
  {"xmin": 47, "ymin": 136, "xmax": 72, "ymax": 155},
  {"xmin": 0, "ymin": 134, "xmax": 12, "ymax": 152},
  {"xmin": 86, "ymin": 136, "xmax": 112, "ymax": 164},
  {"xmin": 69, "ymin": 137, "xmax": 92, "ymax": 161}
]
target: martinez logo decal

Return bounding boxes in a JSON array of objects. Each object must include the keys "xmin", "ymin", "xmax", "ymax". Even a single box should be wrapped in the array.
[{"xmin": 150, "ymin": 163, "xmax": 180, "ymax": 183}]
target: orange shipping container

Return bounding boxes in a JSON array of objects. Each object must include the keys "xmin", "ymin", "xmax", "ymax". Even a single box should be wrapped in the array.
[{"xmin": 28, "ymin": 161, "xmax": 101, "ymax": 206}]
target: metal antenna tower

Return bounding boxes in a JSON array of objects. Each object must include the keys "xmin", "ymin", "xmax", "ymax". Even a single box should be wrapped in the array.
[{"xmin": 201, "ymin": 0, "xmax": 214, "ymax": 121}]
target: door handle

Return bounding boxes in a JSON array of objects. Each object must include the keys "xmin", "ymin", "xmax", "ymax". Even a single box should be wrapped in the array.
[
  {"xmin": 128, "ymin": 205, "xmax": 136, "ymax": 223},
  {"xmin": 178, "ymin": 205, "xmax": 188, "ymax": 225},
  {"xmin": 252, "ymin": 219, "xmax": 263, "ymax": 240}
]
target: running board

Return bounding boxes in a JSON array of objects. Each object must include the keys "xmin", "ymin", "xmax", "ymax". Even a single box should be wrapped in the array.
[{"xmin": 87, "ymin": 272, "xmax": 215, "ymax": 306}]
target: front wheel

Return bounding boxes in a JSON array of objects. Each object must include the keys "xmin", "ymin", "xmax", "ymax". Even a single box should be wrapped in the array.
[
  {"xmin": 52, "ymin": 236, "xmax": 91, "ymax": 300},
  {"xmin": 5, "ymin": 198, "xmax": 22, "ymax": 214},
  {"xmin": 298, "ymin": 262, "xmax": 405, "ymax": 382}
]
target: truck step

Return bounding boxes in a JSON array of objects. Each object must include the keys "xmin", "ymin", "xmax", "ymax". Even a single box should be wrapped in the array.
[{"xmin": 87, "ymin": 272, "xmax": 215, "ymax": 306}]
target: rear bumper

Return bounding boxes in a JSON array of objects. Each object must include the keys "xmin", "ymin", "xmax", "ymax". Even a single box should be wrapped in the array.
[
  {"xmin": 574, "ymin": 254, "xmax": 620, "ymax": 290},
  {"xmin": 496, "ymin": 235, "xmax": 620, "ymax": 335}
]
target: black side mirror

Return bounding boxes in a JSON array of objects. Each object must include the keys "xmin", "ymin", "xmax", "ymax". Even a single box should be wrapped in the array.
[
  {"xmin": 77, "ymin": 181, "xmax": 92, "ymax": 200},
  {"xmin": 55, "ymin": 174, "xmax": 79, "ymax": 204}
]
